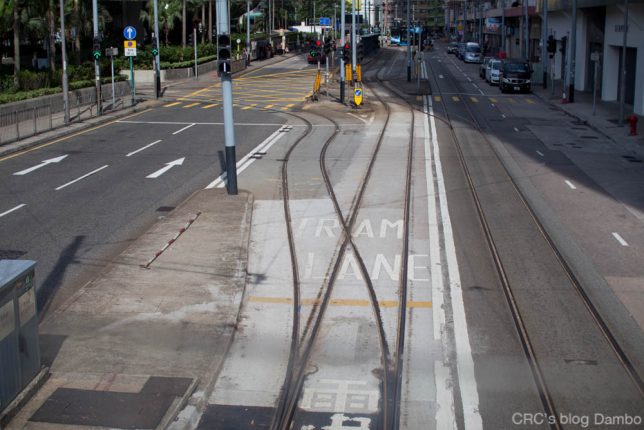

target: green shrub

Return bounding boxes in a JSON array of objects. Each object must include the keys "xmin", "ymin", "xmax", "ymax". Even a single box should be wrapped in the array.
[
  {"xmin": 16, "ymin": 70, "xmax": 50, "ymax": 91},
  {"xmin": 160, "ymin": 55, "xmax": 216, "ymax": 70},
  {"xmin": 0, "ymin": 87, "xmax": 61, "ymax": 104}
]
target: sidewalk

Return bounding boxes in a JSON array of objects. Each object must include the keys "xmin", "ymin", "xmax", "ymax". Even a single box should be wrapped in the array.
[{"xmin": 4, "ymin": 189, "xmax": 252, "ymax": 429}]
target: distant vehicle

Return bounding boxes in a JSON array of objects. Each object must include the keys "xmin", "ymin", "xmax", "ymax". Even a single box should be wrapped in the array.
[
  {"xmin": 457, "ymin": 42, "xmax": 467, "ymax": 60},
  {"xmin": 486, "ymin": 59, "xmax": 502, "ymax": 85},
  {"xmin": 447, "ymin": 42, "xmax": 459, "ymax": 54},
  {"xmin": 463, "ymin": 42, "xmax": 482, "ymax": 63},
  {"xmin": 499, "ymin": 58, "xmax": 532, "ymax": 93},
  {"xmin": 479, "ymin": 57, "xmax": 492, "ymax": 78}
]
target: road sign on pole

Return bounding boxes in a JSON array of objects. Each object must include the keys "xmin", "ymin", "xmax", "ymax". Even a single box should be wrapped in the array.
[
  {"xmin": 124, "ymin": 40, "xmax": 137, "ymax": 57},
  {"xmin": 123, "ymin": 26, "xmax": 137, "ymax": 40},
  {"xmin": 319, "ymin": 17, "xmax": 331, "ymax": 26}
]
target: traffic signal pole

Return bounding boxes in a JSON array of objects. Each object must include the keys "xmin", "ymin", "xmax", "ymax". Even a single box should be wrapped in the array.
[
  {"xmin": 340, "ymin": 0, "xmax": 346, "ymax": 103},
  {"xmin": 542, "ymin": 0, "xmax": 548, "ymax": 89},
  {"xmin": 92, "ymin": 0, "xmax": 102, "ymax": 115},
  {"xmin": 153, "ymin": 0, "xmax": 161, "ymax": 98},
  {"xmin": 217, "ymin": 0, "xmax": 238, "ymax": 195}
]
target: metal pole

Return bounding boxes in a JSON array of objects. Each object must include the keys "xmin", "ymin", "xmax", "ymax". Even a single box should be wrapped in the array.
[
  {"xmin": 92, "ymin": 0, "xmax": 101, "ymax": 115},
  {"xmin": 110, "ymin": 52, "xmax": 115, "ymax": 108},
  {"xmin": 340, "ymin": 0, "xmax": 346, "ymax": 103},
  {"xmin": 542, "ymin": 0, "xmax": 548, "ymax": 89},
  {"xmin": 523, "ymin": 0, "xmax": 528, "ymax": 59},
  {"xmin": 568, "ymin": 0, "xmax": 576, "ymax": 102},
  {"xmin": 501, "ymin": 0, "xmax": 505, "ymax": 53},
  {"xmin": 153, "ymin": 0, "xmax": 161, "ymax": 98},
  {"xmin": 217, "ymin": 0, "xmax": 237, "ymax": 194},
  {"xmin": 58, "ymin": 0, "xmax": 69, "ymax": 124},
  {"xmin": 464, "ymin": 0, "xmax": 467, "ymax": 41},
  {"xmin": 618, "ymin": 0, "xmax": 628, "ymax": 126},
  {"xmin": 129, "ymin": 56, "xmax": 135, "ymax": 105},
  {"xmin": 246, "ymin": 0, "xmax": 251, "ymax": 65},
  {"xmin": 593, "ymin": 59, "xmax": 598, "ymax": 115},
  {"xmin": 406, "ymin": 0, "xmax": 411, "ymax": 81},
  {"xmin": 194, "ymin": 27, "xmax": 198, "ymax": 78},
  {"xmin": 352, "ymin": 0, "xmax": 356, "ymax": 75}
]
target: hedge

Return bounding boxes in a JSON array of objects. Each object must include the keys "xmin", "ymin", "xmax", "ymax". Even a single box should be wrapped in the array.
[
  {"xmin": 160, "ymin": 55, "xmax": 217, "ymax": 70},
  {"xmin": 0, "ymin": 75, "xmax": 128, "ymax": 105}
]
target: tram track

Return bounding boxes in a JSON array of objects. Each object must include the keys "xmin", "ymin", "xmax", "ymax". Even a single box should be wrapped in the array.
[
  {"xmin": 269, "ymin": 50, "xmax": 416, "ymax": 429},
  {"xmin": 423, "ymin": 51, "xmax": 644, "ymax": 428}
]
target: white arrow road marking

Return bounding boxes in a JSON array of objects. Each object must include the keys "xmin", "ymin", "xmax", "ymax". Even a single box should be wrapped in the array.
[
  {"xmin": 0, "ymin": 204, "xmax": 26, "ymax": 218},
  {"xmin": 127, "ymin": 140, "xmax": 162, "ymax": 157},
  {"xmin": 13, "ymin": 155, "xmax": 68, "ymax": 175},
  {"xmin": 55, "ymin": 165, "xmax": 109, "ymax": 191},
  {"xmin": 146, "ymin": 157, "xmax": 185, "ymax": 178}
]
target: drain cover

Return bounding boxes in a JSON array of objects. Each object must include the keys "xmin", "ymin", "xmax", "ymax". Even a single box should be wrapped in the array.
[{"xmin": 156, "ymin": 206, "xmax": 175, "ymax": 212}]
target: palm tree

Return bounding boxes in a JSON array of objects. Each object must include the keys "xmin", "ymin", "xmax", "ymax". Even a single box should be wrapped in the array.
[{"xmin": 140, "ymin": 0, "xmax": 181, "ymax": 45}]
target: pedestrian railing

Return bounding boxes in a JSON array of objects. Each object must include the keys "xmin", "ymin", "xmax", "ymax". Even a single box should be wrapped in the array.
[{"xmin": 0, "ymin": 83, "xmax": 135, "ymax": 147}]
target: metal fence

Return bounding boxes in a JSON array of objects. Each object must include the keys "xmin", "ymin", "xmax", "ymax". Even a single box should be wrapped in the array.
[{"xmin": 0, "ymin": 81, "xmax": 134, "ymax": 146}]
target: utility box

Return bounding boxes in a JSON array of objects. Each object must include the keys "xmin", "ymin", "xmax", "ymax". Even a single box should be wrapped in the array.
[{"xmin": 0, "ymin": 260, "xmax": 40, "ymax": 411}]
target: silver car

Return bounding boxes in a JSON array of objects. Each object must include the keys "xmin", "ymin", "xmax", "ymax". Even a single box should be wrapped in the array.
[
  {"xmin": 463, "ymin": 42, "xmax": 482, "ymax": 63},
  {"xmin": 486, "ymin": 59, "xmax": 501, "ymax": 85}
]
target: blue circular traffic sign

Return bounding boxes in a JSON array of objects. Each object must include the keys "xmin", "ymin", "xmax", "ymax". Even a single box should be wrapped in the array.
[
  {"xmin": 355, "ymin": 89, "xmax": 362, "ymax": 96},
  {"xmin": 123, "ymin": 26, "xmax": 137, "ymax": 40}
]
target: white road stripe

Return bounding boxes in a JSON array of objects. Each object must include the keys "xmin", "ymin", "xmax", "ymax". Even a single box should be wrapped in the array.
[
  {"xmin": 172, "ymin": 123, "xmax": 195, "ymax": 135},
  {"xmin": 439, "ymin": 74, "xmax": 444, "ymax": 79},
  {"xmin": 514, "ymin": 127, "xmax": 520, "ymax": 132},
  {"xmin": 205, "ymin": 126, "xmax": 288, "ymax": 189},
  {"xmin": 612, "ymin": 232, "xmax": 629, "ymax": 247},
  {"xmin": 0, "ymin": 204, "xmax": 26, "ymax": 218},
  {"xmin": 118, "ymin": 120, "xmax": 300, "ymax": 126},
  {"xmin": 55, "ymin": 165, "xmax": 109, "ymax": 191},
  {"xmin": 435, "ymin": 361, "xmax": 457, "ymax": 429},
  {"xmin": 126, "ymin": 140, "xmax": 162, "ymax": 157},
  {"xmin": 565, "ymin": 180, "xmax": 577, "ymax": 190},
  {"xmin": 536, "ymin": 150, "xmax": 545, "ymax": 157},
  {"xmin": 423, "ymin": 61, "xmax": 482, "ymax": 429},
  {"xmin": 501, "ymin": 114, "xmax": 507, "ymax": 119}
]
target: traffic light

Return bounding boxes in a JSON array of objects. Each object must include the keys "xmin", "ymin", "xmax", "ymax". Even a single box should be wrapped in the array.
[
  {"xmin": 310, "ymin": 40, "xmax": 321, "ymax": 59},
  {"xmin": 324, "ymin": 39, "xmax": 331, "ymax": 55},
  {"xmin": 343, "ymin": 43, "xmax": 350, "ymax": 63},
  {"xmin": 357, "ymin": 42, "xmax": 364, "ymax": 61},
  {"xmin": 92, "ymin": 36, "xmax": 101, "ymax": 60},
  {"xmin": 151, "ymin": 37, "xmax": 159, "ymax": 56},
  {"xmin": 546, "ymin": 35, "xmax": 556, "ymax": 54},
  {"xmin": 217, "ymin": 34, "xmax": 232, "ymax": 75},
  {"xmin": 188, "ymin": 32, "xmax": 194, "ymax": 46}
]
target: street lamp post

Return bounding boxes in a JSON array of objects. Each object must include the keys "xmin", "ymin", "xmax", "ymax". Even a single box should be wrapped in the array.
[
  {"xmin": 618, "ymin": 0, "xmax": 628, "ymax": 126},
  {"xmin": 59, "ymin": 0, "xmax": 69, "ymax": 124},
  {"xmin": 542, "ymin": 0, "xmax": 548, "ymax": 89},
  {"xmin": 153, "ymin": 0, "xmax": 161, "ymax": 98},
  {"xmin": 92, "ymin": 0, "xmax": 102, "ymax": 115}
]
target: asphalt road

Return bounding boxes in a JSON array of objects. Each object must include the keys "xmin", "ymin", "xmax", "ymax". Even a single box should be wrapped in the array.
[{"xmin": 0, "ymin": 55, "xmax": 317, "ymax": 317}]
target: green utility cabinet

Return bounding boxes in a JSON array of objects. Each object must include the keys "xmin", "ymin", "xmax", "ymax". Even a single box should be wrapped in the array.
[{"xmin": 0, "ymin": 260, "xmax": 40, "ymax": 411}]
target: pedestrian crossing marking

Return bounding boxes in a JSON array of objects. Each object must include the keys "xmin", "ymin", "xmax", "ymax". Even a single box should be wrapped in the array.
[
  {"xmin": 202, "ymin": 103, "xmax": 219, "ymax": 109},
  {"xmin": 164, "ymin": 102, "xmax": 181, "ymax": 107},
  {"xmin": 489, "ymin": 97, "xmax": 498, "ymax": 103},
  {"xmin": 526, "ymin": 98, "xmax": 535, "ymax": 104},
  {"xmin": 434, "ymin": 96, "xmax": 442, "ymax": 102},
  {"xmin": 183, "ymin": 102, "xmax": 200, "ymax": 108},
  {"xmin": 452, "ymin": 96, "xmax": 460, "ymax": 102},
  {"xmin": 470, "ymin": 96, "xmax": 479, "ymax": 103}
]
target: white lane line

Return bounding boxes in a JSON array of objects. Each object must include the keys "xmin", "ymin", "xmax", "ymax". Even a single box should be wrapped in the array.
[
  {"xmin": 172, "ymin": 123, "xmax": 195, "ymax": 135},
  {"xmin": 0, "ymin": 204, "xmax": 26, "ymax": 218},
  {"xmin": 118, "ymin": 120, "xmax": 301, "ymax": 126},
  {"xmin": 439, "ymin": 74, "xmax": 444, "ymax": 79},
  {"xmin": 423, "ymin": 61, "xmax": 482, "ymax": 429},
  {"xmin": 435, "ymin": 361, "xmax": 456, "ymax": 429},
  {"xmin": 205, "ymin": 126, "xmax": 288, "ymax": 189},
  {"xmin": 501, "ymin": 114, "xmax": 507, "ymax": 119},
  {"xmin": 466, "ymin": 77, "xmax": 472, "ymax": 82},
  {"xmin": 55, "ymin": 165, "xmax": 109, "ymax": 191},
  {"xmin": 565, "ymin": 180, "xmax": 577, "ymax": 190},
  {"xmin": 514, "ymin": 127, "xmax": 520, "ymax": 132},
  {"xmin": 612, "ymin": 232, "xmax": 629, "ymax": 247},
  {"xmin": 126, "ymin": 139, "xmax": 162, "ymax": 157},
  {"xmin": 536, "ymin": 150, "xmax": 545, "ymax": 157}
]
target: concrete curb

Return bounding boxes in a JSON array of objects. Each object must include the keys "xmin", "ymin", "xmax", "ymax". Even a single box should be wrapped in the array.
[{"xmin": 0, "ymin": 367, "xmax": 49, "ymax": 429}]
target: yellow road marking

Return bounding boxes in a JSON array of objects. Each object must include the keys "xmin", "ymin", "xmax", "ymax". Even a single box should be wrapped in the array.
[
  {"xmin": 489, "ymin": 97, "xmax": 498, "ymax": 103},
  {"xmin": 525, "ymin": 98, "xmax": 535, "ymax": 104},
  {"xmin": 183, "ymin": 102, "xmax": 200, "ymax": 108},
  {"xmin": 264, "ymin": 104, "xmax": 274, "ymax": 109},
  {"xmin": 507, "ymin": 98, "xmax": 516, "ymax": 103},
  {"xmin": 286, "ymin": 104, "xmax": 295, "ymax": 108},
  {"xmin": 164, "ymin": 102, "xmax": 181, "ymax": 107},
  {"xmin": 452, "ymin": 96, "xmax": 460, "ymax": 102},
  {"xmin": 248, "ymin": 296, "xmax": 432, "ymax": 308},
  {"xmin": 470, "ymin": 96, "xmax": 479, "ymax": 103},
  {"xmin": 434, "ymin": 96, "xmax": 442, "ymax": 102},
  {"xmin": 0, "ymin": 109, "xmax": 151, "ymax": 162},
  {"xmin": 202, "ymin": 103, "xmax": 219, "ymax": 109},
  {"xmin": 242, "ymin": 104, "xmax": 257, "ymax": 110}
]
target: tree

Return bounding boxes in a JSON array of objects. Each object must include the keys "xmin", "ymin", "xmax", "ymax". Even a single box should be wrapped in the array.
[{"xmin": 140, "ymin": 0, "xmax": 181, "ymax": 45}]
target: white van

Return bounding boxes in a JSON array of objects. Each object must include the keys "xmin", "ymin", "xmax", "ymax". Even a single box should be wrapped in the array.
[{"xmin": 463, "ymin": 42, "xmax": 482, "ymax": 63}]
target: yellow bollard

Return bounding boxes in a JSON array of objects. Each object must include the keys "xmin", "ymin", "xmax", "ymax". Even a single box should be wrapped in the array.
[
  {"xmin": 345, "ymin": 64, "xmax": 353, "ymax": 84},
  {"xmin": 356, "ymin": 64, "xmax": 362, "ymax": 82}
]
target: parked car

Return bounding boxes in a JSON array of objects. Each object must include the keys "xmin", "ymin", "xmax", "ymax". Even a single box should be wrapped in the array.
[
  {"xmin": 447, "ymin": 42, "xmax": 459, "ymax": 54},
  {"xmin": 479, "ymin": 57, "xmax": 492, "ymax": 78},
  {"xmin": 486, "ymin": 59, "xmax": 502, "ymax": 85},
  {"xmin": 499, "ymin": 58, "xmax": 532, "ymax": 93},
  {"xmin": 463, "ymin": 42, "xmax": 482, "ymax": 63},
  {"xmin": 457, "ymin": 42, "xmax": 467, "ymax": 60}
]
